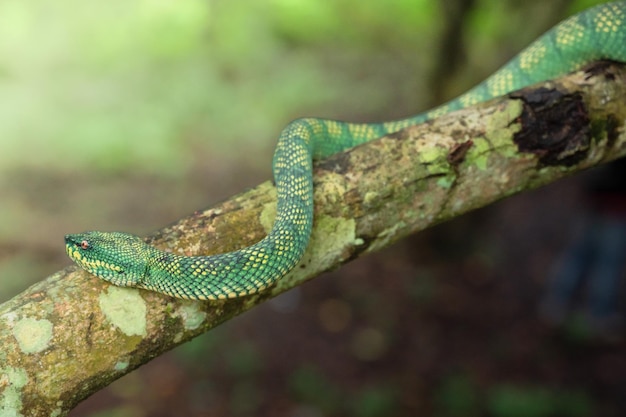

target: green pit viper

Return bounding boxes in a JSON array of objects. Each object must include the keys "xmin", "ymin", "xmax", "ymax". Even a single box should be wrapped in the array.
[{"xmin": 66, "ymin": 2, "xmax": 626, "ymax": 300}]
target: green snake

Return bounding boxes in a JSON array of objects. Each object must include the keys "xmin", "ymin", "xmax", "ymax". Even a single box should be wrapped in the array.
[{"xmin": 66, "ymin": 2, "xmax": 626, "ymax": 300}]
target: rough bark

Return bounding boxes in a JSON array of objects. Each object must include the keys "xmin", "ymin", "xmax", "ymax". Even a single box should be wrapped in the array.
[{"xmin": 2, "ymin": 62, "xmax": 626, "ymax": 416}]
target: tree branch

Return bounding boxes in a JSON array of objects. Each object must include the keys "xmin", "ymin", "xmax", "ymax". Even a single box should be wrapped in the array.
[{"xmin": 2, "ymin": 62, "xmax": 626, "ymax": 416}]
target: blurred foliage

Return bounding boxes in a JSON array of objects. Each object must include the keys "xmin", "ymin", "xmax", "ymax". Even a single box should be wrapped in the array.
[
  {"xmin": 88, "ymin": 406, "xmax": 143, "ymax": 417},
  {"xmin": 1, "ymin": 0, "xmax": 604, "ymax": 175},
  {"xmin": 435, "ymin": 373, "xmax": 480, "ymax": 417},
  {"xmin": 349, "ymin": 385, "xmax": 398, "ymax": 417},
  {"xmin": 0, "ymin": 0, "xmax": 441, "ymax": 175},
  {"xmin": 487, "ymin": 384, "xmax": 593, "ymax": 417},
  {"xmin": 289, "ymin": 364, "xmax": 343, "ymax": 414},
  {"xmin": 225, "ymin": 341, "xmax": 265, "ymax": 377}
]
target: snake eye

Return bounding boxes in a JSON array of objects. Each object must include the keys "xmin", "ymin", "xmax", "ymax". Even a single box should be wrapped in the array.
[{"xmin": 80, "ymin": 240, "xmax": 89, "ymax": 250}]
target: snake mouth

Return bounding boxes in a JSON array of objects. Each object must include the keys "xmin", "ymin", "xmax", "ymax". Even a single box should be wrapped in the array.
[
  {"xmin": 64, "ymin": 236, "xmax": 80, "ymax": 259},
  {"xmin": 65, "ymin": 235, "xmax": 86, "ymax": 262}
]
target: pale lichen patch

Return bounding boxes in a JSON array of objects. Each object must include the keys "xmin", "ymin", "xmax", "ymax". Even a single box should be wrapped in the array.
[
  {"xmin": 175, "ymin": 302, "xmax": 206, "ymax": 330},
  {"xmin": 99, "ymin": 287, "xmax": 147, "ymax": 337},
  {"xmin": 12, "ymin": 317, "xmax": 53, "ymax": 354},
  {"xmin": 275, "ymin": 215, "xmax": 359, "ymax": 292},
  {"xmin": 485, "ymin": 100, "xmax": 523, "ymax": 149},
  {"xmin": 307, "ymin": 216, "xmax": 360, "ymax": 267},
  {"xmin": 467, "ymin": 138, "xmax": 491, "ymax": 170},
  {"xmin": 369, "ymin": 221, "xmax": 407, "ymax": 253},
  {"xmin": 0, "ymin": 367, "xmax": 28, "ymax": 417},
  {"xmin": 469, "ymin": 101, "xmax": 523, "ymax": 170},
  {"xmin": 363, "ymin": 191, "xmax": 379, "ymax": 207},
  {"xmin": 313, "ymin": 172, "xmax": 349, "ymax": 208},
  {"xmin": 437, "ymin": 176, "xmax": 454, "ymax": 189},
  {"xmin": 114, "ymin": 361, "xmax": 129, "ymax": 371}
]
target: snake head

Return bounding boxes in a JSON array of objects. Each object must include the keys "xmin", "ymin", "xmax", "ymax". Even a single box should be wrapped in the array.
[{"xmin": 65, "ymin": 231, "xmax": 150, "ymax": 287}]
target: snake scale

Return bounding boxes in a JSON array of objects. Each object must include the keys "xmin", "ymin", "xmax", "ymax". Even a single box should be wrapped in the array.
[{"xmin": 66, "ymin": 2, "xmax": 626, "ymax": 300}]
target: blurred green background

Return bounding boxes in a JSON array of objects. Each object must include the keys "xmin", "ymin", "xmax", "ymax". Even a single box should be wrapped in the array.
[{"xmin": 1, "ymin": 0, "xmax": 623, "ymax": 416}]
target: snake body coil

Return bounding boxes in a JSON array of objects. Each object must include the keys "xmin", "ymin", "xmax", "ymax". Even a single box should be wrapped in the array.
[{"xmin": 66, "ymin": 2, "xmax": 626, "ymax": 300}]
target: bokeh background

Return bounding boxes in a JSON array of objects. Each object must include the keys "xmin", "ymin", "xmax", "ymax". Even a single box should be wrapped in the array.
[{"xmin": 1, "ymin": 0, "xmax": 624, "ymax": 416}]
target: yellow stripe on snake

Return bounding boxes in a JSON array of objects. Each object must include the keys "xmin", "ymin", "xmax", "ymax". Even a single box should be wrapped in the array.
[{"xmin": 66, "ymin": 2, "xmax": 626, "ymax": 300}]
